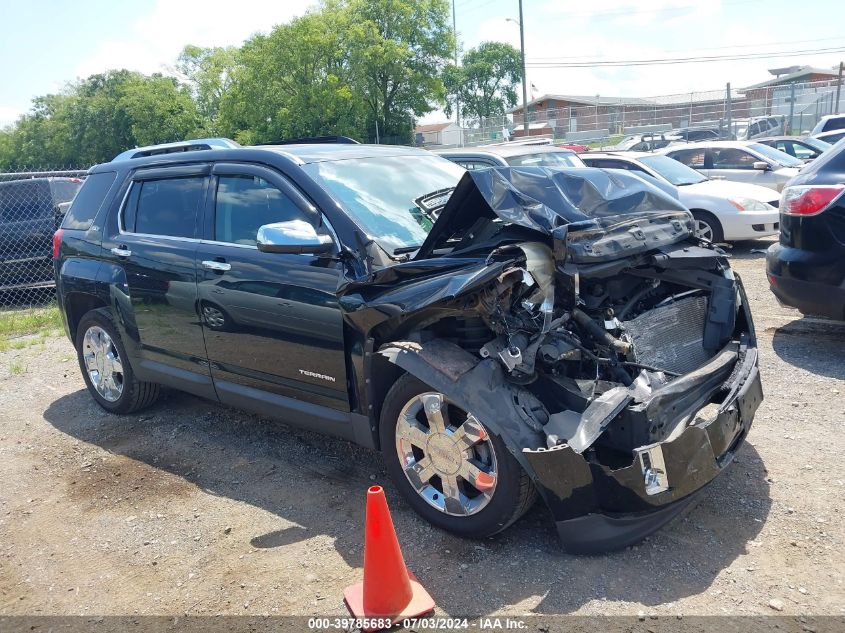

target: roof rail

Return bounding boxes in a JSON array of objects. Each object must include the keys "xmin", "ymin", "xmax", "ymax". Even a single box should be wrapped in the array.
[
  {"xmin": 255, "ymin": 135, "xmax": 361, "ymax": 146},
  {"xmin": 111, "ymin": 138, "xmax": 241, "ymax": 162}
]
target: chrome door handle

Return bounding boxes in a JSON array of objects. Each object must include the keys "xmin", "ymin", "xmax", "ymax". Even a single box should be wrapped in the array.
[
  {"xmin": 111, "ymin": 246, "xmax": 132, "ymax": 258},
  {"xmin": 201, "ymin": 260, "xmax": 231, "ymax": 272}
]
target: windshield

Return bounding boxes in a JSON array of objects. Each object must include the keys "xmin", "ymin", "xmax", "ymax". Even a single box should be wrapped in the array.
[
  {"xmin": 639, "ymin": 155, "xmax": 706, "ymax": 185},
  {"xmin": 802, "ymin": 137, "xmax": 832, "ymax": 152},
  {"xmin": 302, "ymin": 154, "xmax": 465, "ymax": 251},
  {"xmin": 505, "ymin": 151, "xmax": 585, "ymax": 168},
  {"xmin": 748, "ymin": 142, "xmax": 804, "ymax": 167}
]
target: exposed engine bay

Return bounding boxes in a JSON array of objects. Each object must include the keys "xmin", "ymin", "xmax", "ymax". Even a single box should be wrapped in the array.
[{"xmin": 354, "ymin": 166, "xmax": 762, "ymax": 552}]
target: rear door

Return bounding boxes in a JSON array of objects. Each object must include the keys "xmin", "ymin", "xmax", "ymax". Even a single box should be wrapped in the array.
[
  {"xmin": 101, "ymin": 164, "xmax": 214, "ymax": 398},
  {"xmin": 196, "ymin": 162, "xmax": 349, "ymax": 412}
]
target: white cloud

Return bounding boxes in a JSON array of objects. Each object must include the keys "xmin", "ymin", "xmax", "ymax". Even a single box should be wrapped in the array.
[{"xmin": 75, "ymin": 0, "xmax": 313, "ymax": 79}]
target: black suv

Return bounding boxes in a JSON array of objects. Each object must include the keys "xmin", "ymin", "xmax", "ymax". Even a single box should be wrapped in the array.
[
  {"xmin": 55, "ymin": 139, "xmax": 763, "ymax": 552},
  {"xmin": 767, "ymin": 137, "xmax": 845, "ymax": 319},
  {"xmin": 0, "ymin": 176, "xmax": 81, "ymax": 295}
]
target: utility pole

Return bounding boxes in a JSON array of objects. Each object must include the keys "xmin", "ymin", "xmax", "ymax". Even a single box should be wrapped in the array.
[
  {"xmin": 836, "ymin": 61, "xmax": 843, "ymax": 114},
  {"xmin": 726, "ymin": 82, "xmax": 732, "ymax": 138},
  {"xmin": 452, "ymin": 0, "xmax": 460, "ymax": 129},
  {"xmin": 787, "ymin": 82, "xmax": 796, "ymax": 135},
  {"xmin": 518, "ymin": 0, "xmax": 528, "ymax": 135}
]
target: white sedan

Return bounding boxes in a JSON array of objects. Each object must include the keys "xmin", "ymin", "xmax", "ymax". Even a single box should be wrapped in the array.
[
  {"xmin": 581, "ymin": 152, "xmax": 780, "ymax": 242},
  {"xmin": 658, "ymin": 140, "xmax": 802, "ymax": 192}
]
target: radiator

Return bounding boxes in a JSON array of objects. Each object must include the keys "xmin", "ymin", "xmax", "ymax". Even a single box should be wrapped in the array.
[{"xmin": 622, "ymin": 295, "xmax": 713, "ymax": 375}]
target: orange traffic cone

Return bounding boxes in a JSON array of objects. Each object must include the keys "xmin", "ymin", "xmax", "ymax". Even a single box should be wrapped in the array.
[{"xmin": 343, "ymin": 486, "xmax": 435, "ymax": 630}]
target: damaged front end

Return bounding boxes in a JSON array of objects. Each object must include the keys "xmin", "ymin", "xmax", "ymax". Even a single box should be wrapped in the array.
[{"xmin": 374, "ymin": 167, "xmax": 763, "ymax": 553}]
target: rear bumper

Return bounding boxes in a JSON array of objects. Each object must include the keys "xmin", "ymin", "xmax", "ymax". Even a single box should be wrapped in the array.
[
  {"xmin": 525, "ymin": 344, "xmax": 762, "ymax": 554},
  {"xmin": 766, "ymin": 243, "xmax": 845, "ymax": 320}
]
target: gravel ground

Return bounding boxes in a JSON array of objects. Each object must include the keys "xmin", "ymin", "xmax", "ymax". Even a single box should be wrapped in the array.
[{"xmin": 0, "ymin": 237, "xmax": 843, "ymax": 620}]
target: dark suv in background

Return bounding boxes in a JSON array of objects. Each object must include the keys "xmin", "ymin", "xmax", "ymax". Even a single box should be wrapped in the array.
[
  {"xmin": 767, "ymin": 137, "xmax": 845, "ymax": 320},
  {"xmin": 0, "ymin": 176, "xmax": 82, "ymax": 296},
  {"xmin": 54, "ymin": 138, "xmax": 762, "ymax": 552}
]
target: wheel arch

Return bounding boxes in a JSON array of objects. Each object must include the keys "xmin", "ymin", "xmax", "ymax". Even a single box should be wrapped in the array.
[{"xmin": 64, "ymin": 292, "xmax": 109, "ymax": 345}]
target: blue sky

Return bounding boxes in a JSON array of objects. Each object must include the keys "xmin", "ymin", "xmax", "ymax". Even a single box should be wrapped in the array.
[{"xmin": 1, "ymin": 0, "xmax": 843, "ymax": 126}]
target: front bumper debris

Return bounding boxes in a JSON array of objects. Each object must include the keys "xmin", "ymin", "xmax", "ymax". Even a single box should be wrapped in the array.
[{"xmin": 524, "ymin": 345, "xmax": 762, "ymax": 553}]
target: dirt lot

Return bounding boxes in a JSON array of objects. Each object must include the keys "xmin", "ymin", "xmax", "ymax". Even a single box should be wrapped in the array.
[{"xmin": 1, "ymin": 237, "xmax": 843, "ymax": 620}]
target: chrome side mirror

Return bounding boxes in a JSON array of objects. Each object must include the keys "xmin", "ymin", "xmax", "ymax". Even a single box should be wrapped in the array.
[
  {"xmin": 256, "ymin": 220, "xmax": 334, "ymax": 255},
  {"xmin": 752, "ymin": 161, "xmax": 771, "ymax": 171}
]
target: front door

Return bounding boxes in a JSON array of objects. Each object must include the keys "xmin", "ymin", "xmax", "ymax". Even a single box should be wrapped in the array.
[
  {"xmin": 196, "ymin": 163, "xmax": 349, "ymax": 412},
  {"xmin": 101, "ymin": 164, "xmax": 214, "ymax": 398}
]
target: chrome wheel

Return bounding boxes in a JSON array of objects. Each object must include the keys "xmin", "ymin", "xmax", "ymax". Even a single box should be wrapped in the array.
[
  {"xmin": 82, "ymin": 325, "xmax": 124, "ymax": 402},
  {"xmin": 395, "ymin": 392, "xmax": 498, "ymax": 516},
  {"xmin": 202, "ymin": 304, "xmax": 226, "ymax": 329},
  {"xmin": 694, "ymin": 219, "xmax": 714, "ymax": 241}
]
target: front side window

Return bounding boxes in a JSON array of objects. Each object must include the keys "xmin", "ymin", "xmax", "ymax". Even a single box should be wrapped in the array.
[
  {"xmin": 124, "ymin": 177, "xmax": 205, "ymax": 238},
  {"xmin": 711, "ymin": 148, "xmax": 758, "ymax": 169},
  {"xmin": 214, "ymin": 175, "xmax": 308, "ymax": 246},
  {"xmin": 748, "ymin": 143, "xmax": 804, "ymax": 167}
]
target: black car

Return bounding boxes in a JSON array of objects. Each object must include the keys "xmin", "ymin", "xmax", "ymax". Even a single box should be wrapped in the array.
[
  {"xmin": 767, "ymin": 137, "xmax": 845, "ymax": 320},
  {"xmin": 55, "ymin": 139, "xmax": 762, "ymax": 553},
  {"xmin": 0, "ymin": 176, "xmax": 82, "ymax": 294},
  {"xmin": 670, "ymin": 127, "xmax": 726, "ymax": 142}
]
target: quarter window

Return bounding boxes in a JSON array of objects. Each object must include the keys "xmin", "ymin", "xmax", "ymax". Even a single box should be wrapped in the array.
[
  {"xmin": 214, "ymin": 175, "xmax": 309, "ymax": 246},
  {"xmin": 123, "ymin": 177, "xmax": 205, "ymax": 238}
]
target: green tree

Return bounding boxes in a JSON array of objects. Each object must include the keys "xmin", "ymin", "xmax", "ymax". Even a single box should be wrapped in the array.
[
  {"xmin": 0, "ymin": 70, "xmax": 203, "ymax": 169},
  {"xmin": 217, "ymin": 7, "xmax": 366, "ymax": 144},
  {"xmin": 345, "ymin": 0, "xmax": 454, "ymax": 143},
  {"xmin": 177, "ymin": 45, "xmax": 238, "ymax": 132},
  {"xmin": 443, "ymin": 41, "xmax": 523, "ymax": 122}
]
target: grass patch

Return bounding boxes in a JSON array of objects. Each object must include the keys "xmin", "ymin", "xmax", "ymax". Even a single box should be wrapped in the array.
[
  {"xmin": 0, "ymin": 306, "xmax": 62, "ymax": 354},
  {"xmin": 9, "ymin": 360, "xmax": 26, "ymax": 375}
]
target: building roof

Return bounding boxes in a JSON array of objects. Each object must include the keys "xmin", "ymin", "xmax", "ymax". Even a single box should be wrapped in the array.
[
  {"xmin": 415, "ymin": 122, "xmax": 454, "ymax": 134},
  {"xmin": 509, "ymin": 93, "xmax": 652, "ymax": 113},
  {"xmin": 743, "ymin": 66, "xmax": 840, "ymax": 90}
]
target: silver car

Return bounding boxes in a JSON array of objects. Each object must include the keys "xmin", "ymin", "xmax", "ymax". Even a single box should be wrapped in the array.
[{"xmin": 660, "ymin": 141, "xmax": 803, "ymax": 192}]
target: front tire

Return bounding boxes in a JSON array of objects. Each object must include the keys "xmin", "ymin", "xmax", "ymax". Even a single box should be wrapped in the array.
[
  {"xmin": 380, "ymin": 374, "xmax": 536, "ymax": 538},
  {"xmin": 692, "ymin": 210, "xmax": 725, "ymax": 243},
  {"xmin": 76, "ymin": 309, "xmax": 160, "ymax": 414}
]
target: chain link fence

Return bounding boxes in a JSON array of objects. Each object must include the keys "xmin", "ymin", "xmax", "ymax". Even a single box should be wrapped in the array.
[
  {"xmin": 0, "ymin": 169, "xmax": 88, "ymax": 307},
  {"xmin": 422, "ymin": 77, "xmax": 844, "ymax": 147}
]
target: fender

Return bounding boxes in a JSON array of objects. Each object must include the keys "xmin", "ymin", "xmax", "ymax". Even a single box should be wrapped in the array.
[{"xmin": 378, "ymin": 338, "xmax": 547, "ymax": 476}]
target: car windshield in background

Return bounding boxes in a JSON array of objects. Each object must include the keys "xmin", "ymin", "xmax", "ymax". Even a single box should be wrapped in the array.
[
  {"xmin": 748, "ymin": 143, "xmax": 804, "ymax": 167},
  {"xmin": 639, "ymin": 155, "xmax": 707, "ymax": 186},
  {"xmin": 505, "ymin": 151, "xmax": 585, "ymax": 168},
  {"xmin": 802, "ymin": 137, "xmax": 832, "ymax": 153},
  {"xmin": 301, "ymin": 155, "xmax": 465, "ymax": 251}
]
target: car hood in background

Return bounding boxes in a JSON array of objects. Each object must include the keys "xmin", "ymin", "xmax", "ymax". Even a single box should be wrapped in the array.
[
  {"xmin": 415, "ymin": 166, "xmax": 689, "ymax": 259},
  {"xmin": 685, "ymin": 178, "xmax": 779, "ymax": 204}
]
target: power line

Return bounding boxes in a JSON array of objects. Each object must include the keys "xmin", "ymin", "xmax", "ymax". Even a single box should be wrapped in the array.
[
  {"xmin": 528, "ymin": 36, "xmax": 845, "ymax": 61},
  {"xmin": 539, "ymin": 0, "xmax": 761, "ymax": 21},
  {"xmin": 526, "ymin": 46, "xmax": 845, "ymax": 68}
]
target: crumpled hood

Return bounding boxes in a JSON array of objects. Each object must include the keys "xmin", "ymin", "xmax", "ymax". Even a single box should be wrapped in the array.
[{"xmin": 415, "ymin": 166, "xmax": 689, "ymax": 259}]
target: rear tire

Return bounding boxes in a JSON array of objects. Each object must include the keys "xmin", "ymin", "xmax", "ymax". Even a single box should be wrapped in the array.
[
  {"xmin": 692, "ymin": 210, "xmax": 725, "ymax": 243},
  {"xmin": 379, "ymin": 373, "xmax": 536, "ymax": 538},
  {"xmin": 76, "ymin": 309, "xmax": 160, "ymax": 414}
]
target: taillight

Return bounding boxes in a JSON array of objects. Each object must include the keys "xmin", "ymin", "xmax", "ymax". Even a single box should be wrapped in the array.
[
  {"xmin": 52, "ymin": 228, "xmax": 64, "ymax": 259},
  {"xmin": 780, "ymin": 185, "xmax": 845, "ymax": 216}
]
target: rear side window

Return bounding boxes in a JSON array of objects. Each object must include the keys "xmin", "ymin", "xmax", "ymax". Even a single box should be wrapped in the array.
[
  {"xmin": 0, "ymin": 181, "xmax": 53, "ymax": 222},
  {"xmin": 123, "ymin": 177, "xmax": 205, "ymax": 238},
  {"xmin": 214, "ymin": 175, "xmax": 309, "ymax": 246},
  {"xmin": 62, "ymin": 172, "xmax": 116, "ymax": 230},
  {"xmin": 669, "ymin": 149, "xmax": 706, "ymax": 168}
]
